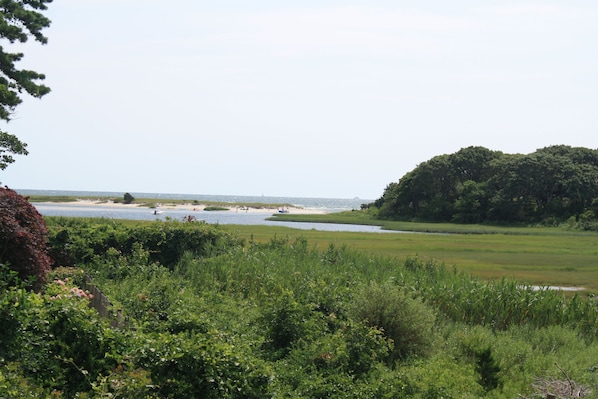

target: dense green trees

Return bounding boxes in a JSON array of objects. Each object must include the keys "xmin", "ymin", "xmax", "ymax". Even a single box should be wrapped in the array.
[
  {"xmin": 375, "ymin": 145, "xmax": 598, "ymax": 227},
  {"xmin": 0, "ymin": 0, "xmax": 52, "ymax": 171}
]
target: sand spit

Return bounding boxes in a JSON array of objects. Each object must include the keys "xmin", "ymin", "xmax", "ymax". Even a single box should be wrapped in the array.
[{"xmin": 43, "ymin": 199, "xmax": 327, "ymax": 215}]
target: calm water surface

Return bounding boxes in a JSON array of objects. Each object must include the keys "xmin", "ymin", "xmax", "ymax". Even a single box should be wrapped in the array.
[{"xmin": 26, "ymin": 190, "xmax": 392, "ymax": 233}]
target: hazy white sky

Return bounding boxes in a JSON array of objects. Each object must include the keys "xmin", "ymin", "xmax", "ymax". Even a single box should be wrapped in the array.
[{"xmin": 2, "ymin": 1, "xmax": 597, "ymax": 199}]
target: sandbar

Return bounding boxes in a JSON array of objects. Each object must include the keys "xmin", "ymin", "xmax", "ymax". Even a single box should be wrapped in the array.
[{"xmin": 40, "ymin": 199, "xmax": 326, "ymax": 215}]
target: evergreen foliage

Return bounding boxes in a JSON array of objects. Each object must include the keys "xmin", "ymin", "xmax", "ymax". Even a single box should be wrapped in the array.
[
  {"xmin": 475, "ymin": 347, "xmax": 501, "ymax": 391},
  {"xmin": 0, "ymin": 0, "xmax": 53, "ymax": 170}
]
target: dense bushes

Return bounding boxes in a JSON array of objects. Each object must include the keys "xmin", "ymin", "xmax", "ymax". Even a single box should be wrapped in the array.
[
  {"xmin": 0, "ymin": 277, "xmax": 120, "ymax": 397},
  {"xmin": 46, "ymin": 217, "xmax": 241, "ymax": 268},
  {"xmin": 0, "ymin": 187, "xmax": 52, "ymax": 290},
  {"xmin": 3, "ymin": 218, "xmax": 598, "ymax": 397}
]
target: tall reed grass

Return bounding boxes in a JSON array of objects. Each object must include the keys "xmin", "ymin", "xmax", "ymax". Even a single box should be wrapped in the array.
[{"xmin": 167, "ymin": 235, "xmax": 598, "ymax": 340}]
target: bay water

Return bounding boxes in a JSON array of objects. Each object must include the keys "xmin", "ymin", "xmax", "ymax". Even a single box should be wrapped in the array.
[{"xmin": 21, "ymin": 189, "xmax": 389, "ymax": 233}]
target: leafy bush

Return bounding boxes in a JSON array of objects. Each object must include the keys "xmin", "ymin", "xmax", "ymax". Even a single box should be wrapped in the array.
[
  {"xmin": 285, "ymin": 318, "xmax": 391, "ymax": 379},
  {"xmin": 0, "ymin": 362, "xmax": 50, "ymax": 398},
  {"xmin": 349, "ymin": 281, "xmax": 437, "ymax": 363},
  {"xmin": 135, "ymin": 332, "xmax": 272, "ymax": 398},
  {"xmin": 28, "ymin": 279, "xmax": 120, "ymax": 396},
  {"xmin": 260, "ymin": 290, "xmax": 324, "ymax": 359},
  {"xmin": 0, "ymin": 272, "xmax": 126, "ymax": 397},
  {"xmin": 46, "ymin": 217, "xmax": 241, "ymax": 268},
  {"xmin": 0, "ymin": 281, "xmax": 29, "ymax": 365},
  {"xmin": 0, "ymin": 187, "xmax": 52, "ymax": 290},
  {"xmin": 399, "ymin": 351, "xmax": 488, "ymax": 397}
]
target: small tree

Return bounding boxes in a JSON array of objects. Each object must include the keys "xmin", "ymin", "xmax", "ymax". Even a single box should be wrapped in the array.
[
  {"xmin": 123, "ymin": 192, "xmax": 135, "ymax": 204},
  {"xmin": 475, "ymin": 347, "xmax": 500, "ymax": 391},
  {"xmin": 0, "ymin": 187, "xmax": 52, "ymax": 290}
]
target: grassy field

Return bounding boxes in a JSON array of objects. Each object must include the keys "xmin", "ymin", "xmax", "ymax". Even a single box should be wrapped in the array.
[{"xmin": 225, "ymin": 217, "xmax": 598, "ymax": 293}]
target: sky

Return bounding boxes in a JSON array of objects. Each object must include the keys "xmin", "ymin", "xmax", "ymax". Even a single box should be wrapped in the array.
[{"xmin": 2, "ymin": 1, "xmax": 597, "ymax": 199}]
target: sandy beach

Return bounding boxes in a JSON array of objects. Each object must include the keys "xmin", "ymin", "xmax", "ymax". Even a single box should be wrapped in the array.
[{"xmin": 46, "ymin": 199, "xmax": 327, "ymax": 215}]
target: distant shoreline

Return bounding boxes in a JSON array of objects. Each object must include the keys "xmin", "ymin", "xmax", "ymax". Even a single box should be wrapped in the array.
[
  {"xmin": 21, "ymin": 190, "xmax": 368, "ymax": 214},
  {"xmin": 32, "ymin": 198, "xmax": 327, "ymax": 215}
]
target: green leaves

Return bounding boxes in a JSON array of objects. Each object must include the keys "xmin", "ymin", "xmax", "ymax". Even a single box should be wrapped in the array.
[{"xmin": 376, "ymin": 145, "xmax": 598, "ymax": 226}]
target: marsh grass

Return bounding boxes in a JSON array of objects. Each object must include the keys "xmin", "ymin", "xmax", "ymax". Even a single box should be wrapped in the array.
[
  {"xmin": 27, "ymin": 195, "xmax": 83, "ymax": 202},
  {"xmin": 228, "ymin": 224, "xmax": 598, "ymax": 293},
  {"xmin": 45, "ymin": 214, "xmax": 598, "ymax": 292},
  {"xmin": 270, "ymin": 211, "xmax": 585, "ymax": 235}
]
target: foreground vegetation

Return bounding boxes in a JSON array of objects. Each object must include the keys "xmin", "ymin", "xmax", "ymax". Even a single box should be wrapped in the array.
[{"xmin": 3, "ymin": 215, "xmax": 598, "ymax": 397}]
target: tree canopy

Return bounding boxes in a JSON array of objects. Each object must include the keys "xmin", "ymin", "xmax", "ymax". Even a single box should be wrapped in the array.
[
  {"xmin": 0, "ymin": 0, "xmax": 53, "ymax": 171},
  {"xmin": 374, "ymin": 145, "xmax": 598, "ymax": 227}
]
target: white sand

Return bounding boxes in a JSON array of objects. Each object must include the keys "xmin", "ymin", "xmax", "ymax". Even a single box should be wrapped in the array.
[{"xmin": 46, "ymin": 199, "xmax": 326, "ymax": 215}]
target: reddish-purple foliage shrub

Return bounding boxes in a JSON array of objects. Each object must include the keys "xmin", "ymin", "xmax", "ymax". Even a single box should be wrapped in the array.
[{"xmin": 0, "ymin": 187, "xmax": 52, "ymax": 290}]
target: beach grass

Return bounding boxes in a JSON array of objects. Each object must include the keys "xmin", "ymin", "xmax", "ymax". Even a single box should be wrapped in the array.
[{"xmin": 26, "ymin": 195, "xmax": 84, "ymax": 203}]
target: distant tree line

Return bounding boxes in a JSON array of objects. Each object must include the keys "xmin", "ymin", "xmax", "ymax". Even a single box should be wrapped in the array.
[{"xmin": 371, "ymin": 145, "xmax": 598, "ymax": 228}]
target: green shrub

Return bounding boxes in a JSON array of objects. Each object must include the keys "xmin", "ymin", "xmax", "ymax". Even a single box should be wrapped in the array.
[
  {"xmin": 402, "ymin": 354, "xmax": 483, "ymax": 398},
  {"xmin": 90, "ymin": 365, "xmax": 158, "ymax": 399},
  {"xmin": 0, "ymin": 362, "xmax": 50, "ymax": 398},
  {"xmin": 349, "ymin": 281, "xmax": 437, "ymax": 363},
  {"xmin": 260, "ymin": 290, "xmax": 323, "ymax": 359},
  {"xmin": 123, "ymin": 192, "xmax": 135, "ymax": 204},
  {"xmin": 136, "ymin": 332, "xmax": 272, "ymax": 398},
  {"xmin": 0, "ymin": 283, "xmax": 29, "ymax": 365},
  {"xmin": 33, "ymin": 279, "xmax": 119, "ymax": 395},
  {"xmin": 0, "ymin": 276, "xmax": 125, "ymax": 397},
  {"xmin": 204, "ymin": 206, "xmax": 229, "ymax": 211},
  {"xmin": 283, "ymin": 318, "xmax": 390, "ymax": 379},
  {"xmin": 46, "ymin": 218, "xmax": 241, "ymax": 269}
]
